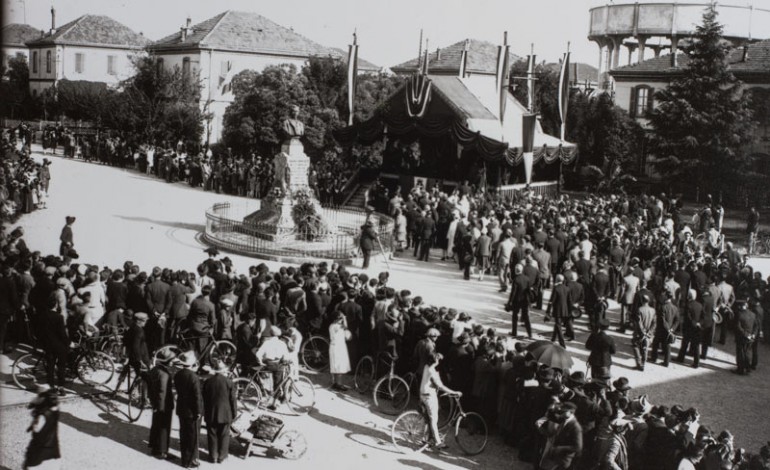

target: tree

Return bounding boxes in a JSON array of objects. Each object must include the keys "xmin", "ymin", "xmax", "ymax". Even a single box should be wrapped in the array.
[
  {"xmin": 648, "ymin": 5, "xmax": 754, "ymax": 195},
  {"xmin": 0, "ymin": 56, "xmax": 33, "ymax": 119},
  {"xmin": 510, "ymin": 60, "xmax": 560, "ymax": 135}
]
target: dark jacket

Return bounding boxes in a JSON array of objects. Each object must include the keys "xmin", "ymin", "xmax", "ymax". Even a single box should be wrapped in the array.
[
  {"xmin": 202, "ymin": 373, "xmax": 237, "ymax": 424},
  {"xmin": 147, "ymin": 363, "xmax": 174, "ymax": 413},
  {"xmin": 145, "ymin": 280, "xmax": 169, "ymax": 315},
  {"xmin": 188, "ymin": 296, "xmax": 216, "ymax": 333},
  {"xmin": 165, "ymin": 282, "xmax": 194, "ymax": 319},
  {"xmin": 105, "ymin": 280, "xmax": 128, "ymax": 312},
  {"xmin": 360, "ymin": 224, "xmax": 378, "ymax": 251},
  {"xmin": 124, "ymin": 322, "xmax": 151, "ymax": 367},
  {"xmin": 174, "ymin": 368, "xmax": 203, "ymax": 418},
  {"xmin": 508, "ymin": 273, "xmax": 531, "ymax": 306},
  {"xmin": 585, "ymin": 331, "xmax": 616, "ymax": 368},
  {"xmin": 550, "ymin": 283, "xmax": 572, "ymax": 319}
]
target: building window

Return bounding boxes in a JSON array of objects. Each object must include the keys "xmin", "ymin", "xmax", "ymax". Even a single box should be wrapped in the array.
[
  {"xmin": 107, "ymin": 55, "xmax": 117, "ymax": 75},
  {"xmin": 182, "ymin": 57, "xmax": 190, "ymax": 78},
  {"xmin": 630, "ymin": 85, "xmax": 654, "ymax": 118},
  {"xmin": 32, "ymin": 51, "xmax": 38, "ymax": 73},
  {"xmin": 46, "ymin": 51, "xmax": 52, "ymax": 73},
  {"xmin": 75, "ymin": 53, "xmax": 85, "ymax": 73}
]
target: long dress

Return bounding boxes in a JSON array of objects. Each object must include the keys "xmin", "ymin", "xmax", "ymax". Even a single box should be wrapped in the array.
[
  {"xmin": 328, "ymin": 322, "xmax": 351, "ymax": 374},
  {"xmin": 447, "ymin": 219, "xmax": 458, "ymax": 255}
]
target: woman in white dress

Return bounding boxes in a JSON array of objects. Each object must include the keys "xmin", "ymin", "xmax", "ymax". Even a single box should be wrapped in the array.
[
  {"xmin": 328, "ymin": 311, "xmax": 351, "ymax": 391},
  {"xmin": 446, "ymin": 211, "xmax": 460, "ymax": 261}
]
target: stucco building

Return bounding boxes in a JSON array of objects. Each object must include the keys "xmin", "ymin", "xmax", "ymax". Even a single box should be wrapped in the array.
[{"xmin": 1, "ymin": 23, "xmax": 40, "ymax": 69}]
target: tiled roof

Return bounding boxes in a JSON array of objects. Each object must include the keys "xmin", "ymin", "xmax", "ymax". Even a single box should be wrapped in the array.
[
  {"xmin": 328, "ymin": 47, "xmax": 380, "ymax": 72},
  {"xmin": 544, "ymin": 62, "xmax": 599, "ymax": 84},
  {"xmin": 2, "ymin": 23, "xmax": 42, "ymax": 47},
  {"xmin": 611, "ymin": 39, "xmax": 770, "ymax": 78},
  {"xmin": 26, "ymin": 15, "xmax": 150, "ymax": 48},
  {"xmin": 391, "ymin": 38, "xmax": 521, "ymax": 75},
  {"xmin": 150, "ymin": 10, "xmax": 345, "ymax": 59}
]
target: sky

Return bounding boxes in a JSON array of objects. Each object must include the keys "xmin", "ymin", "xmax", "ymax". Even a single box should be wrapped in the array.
[{"xmin": 1, "ymin": 0, "xmax": 743, "ymax": 68}]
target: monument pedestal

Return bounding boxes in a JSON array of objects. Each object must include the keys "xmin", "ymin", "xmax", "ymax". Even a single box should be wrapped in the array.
[{"xmin": 242, "ymin": 137, "xmax": 336, "ymax": 241}]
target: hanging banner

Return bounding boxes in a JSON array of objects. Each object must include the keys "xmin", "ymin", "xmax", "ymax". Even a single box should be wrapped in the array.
[
  {"xmin": 347, "ymin": 35, "xmax": 359, "ymax": 126},
  {"xmin": 557, "ymin": 51, "xmax": 571, "ymax": 140},
  {"xmin": 496, "ymin": 42, "xmax": 510, "ymax": 123},
  {"xmin": 523, "ymin": 113, "xmax": 537, "ymax": 184},
  {"xmin": 405, "ymin": 74, "xmax": 432, "ymax": 118}
]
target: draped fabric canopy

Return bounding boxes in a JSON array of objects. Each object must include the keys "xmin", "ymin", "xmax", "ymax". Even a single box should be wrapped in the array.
[{"xmin": 334, "ymin": 74, "xmax": 577, "ymax": 167}]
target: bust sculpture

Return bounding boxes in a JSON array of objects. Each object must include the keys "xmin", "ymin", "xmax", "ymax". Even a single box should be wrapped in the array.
[{"xmin": 281, "ymin": 105, "xmax": 305, "ymax": 139}]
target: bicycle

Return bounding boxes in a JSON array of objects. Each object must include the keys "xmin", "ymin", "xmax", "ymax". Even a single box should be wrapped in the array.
[
  {"xmin": 98, "ymin": 327, "xmax": 127, "ymax": 363},
  {"xmin": 12, "ymin": 336, "xmax": 116, "ymax": 392},
  {"xmin": 109, "ymin": 361, "xmax": 149, "ymax": 423},
  {"xmin": 391, "ymin": 392, "xmax": 488, "ymax": 455},
  {"xmin": 233, "ymin": 360, "xmax": 316, "ymax": 416},
  {"xmin": 354, "ymin": 351, "xmax": 412, "ymax": 415},
  {"xmin": 152, "ymin": 329, "xmax": 236, "ymax": 369},
  {"xmin": 299, "ymin": 330, "xmax": 330, "ymax": 372}
]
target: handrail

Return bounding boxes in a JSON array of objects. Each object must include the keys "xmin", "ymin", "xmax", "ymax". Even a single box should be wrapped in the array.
[{"xmin": 340, "ymin": 169, "xmax": 362, "ymax": 207}]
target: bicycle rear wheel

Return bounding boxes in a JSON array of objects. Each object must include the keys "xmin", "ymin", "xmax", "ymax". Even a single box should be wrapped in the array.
[
  {"xmin": 300, "ymin": 336, "xmax": 329, "ymax": 372},
  {"xmin": 454, "ymin": 411, "xmax": 488, "ymax": 455},
  {"xmin": 354, "ymin": 355, "xmax": 375, "ymax": 393},
  {"xmin": 233, "ymin": 378, "xmax": 262, "ymax": 412},
  {"xmin": 287, "ymin": 376, "xmax": 316, "ymax": 415},
  {"xmin": 209, "ymin": 340, "xmax": 237, "ymax": 367},
  {"xmin": 391, "ymin": 410, "xmax": 430, "ymax": 454},
  {"xmin": 127, "ymin": 375, "xmax": 148, "ymax": 423},
  {"xmin": 76, "ymin": 351, "xmax": 115, "ymax": 387},
  {"xmin": 373, "ymin": 376, "xmax": 410, "ymax": 415},
  {"xmin": 12, "ymin": 352, "xmax": 47, "ymax": 391}
]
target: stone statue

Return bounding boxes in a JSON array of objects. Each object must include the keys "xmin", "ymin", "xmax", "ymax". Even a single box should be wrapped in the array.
[
  {"xmin": 281, "ymin": 105, "xmax": 305, "ymax": 138},
  {"xmin": 273, "ymin": 152, "xmax": 291, "ymax": 192}
]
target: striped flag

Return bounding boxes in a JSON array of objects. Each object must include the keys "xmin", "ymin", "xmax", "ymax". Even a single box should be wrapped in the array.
[
  {"xmin": 496, "ymin": 33, "xmax": 510, "ymax": 123},
  {"xmin": 558, "ymin": 50, "xmax": 571, "ymax": 141},
  {"xmin": 421, "ymin": 40, "xmax": 430, "ymax": 76},
  {"xmin": 523, "ymin": 113, "xmax": 537, "ymax": 184},
  {"xmin": 526, "ymin": 53, "xmax": 536, "ymax": 113},
  {"xmin": 458, "ymin": 39, "xmax": 469, "ymax": 78},
  {"xmin": 347, "ymin": 33, "xmax": 359, "ymax": 126}
]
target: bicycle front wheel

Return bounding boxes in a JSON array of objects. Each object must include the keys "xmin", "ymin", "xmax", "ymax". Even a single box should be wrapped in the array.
[
  {"xmin": 454, "ymin": 411, "xmax": 488, "ymax": 455},
  {"xmin": 12, "ymin": 352, "xmax": 47, "ymax": 391},
  {"xmin": 373, "ymin": 376, "xmax": 410, "ymax": 415},
  {"xmin": 127, "ymin": 375, "xmax": 148, "ymax": 423},
  {"xmin": 354, "ymin": 355, "xmax": 375, "ymax": 393},
  {"xmin": 300, "ymin": 336, "xmax": 329, "ymax": 372},
  {"xmin": 391, "ymin": 410, "xmax": 430, "ymax": 454},
  {"xmin": 209, "ymin": 340, "xmax": 237, "ymax": 367},
  {"xmin": 233, "ymin": 377, "xmax": 262, "ymax": 412},
  {"xmin": 437, "ymin": 393, "xmax": 456, "ymax": 430},
  {"xmin": 76, "ymin": 351, "xmax": 115, "ymax": 387},
  {"xmin": 287, "ymin": 376, "xmax": 316, "ymax": 415}
]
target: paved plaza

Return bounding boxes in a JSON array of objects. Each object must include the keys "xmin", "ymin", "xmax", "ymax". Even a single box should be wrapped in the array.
[{"xmin": 1, "ymin": 148, "xmax": 769, "ymax": 469}]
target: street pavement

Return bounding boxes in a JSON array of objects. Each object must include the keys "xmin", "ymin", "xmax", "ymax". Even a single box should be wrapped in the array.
[{"xmin": 1, "ymin": 148, "xmax": 769, "ymax": 468}]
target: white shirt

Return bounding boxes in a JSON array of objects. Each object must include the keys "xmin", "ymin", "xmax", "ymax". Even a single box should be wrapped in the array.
[{"xmin": 255, "ymin": 337, "xmax": 289, "ymax": 363}]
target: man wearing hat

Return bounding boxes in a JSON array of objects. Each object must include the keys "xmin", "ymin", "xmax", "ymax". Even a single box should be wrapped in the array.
[
  {"xmin": 59, "ymin": 216, "xmax": 75, "ymax": 257},
  {"xmin": 255, "ymin": 326, "xmax": 291, "ymax": 409},
  {"xmin": 124, "ymin": 312, "xmax": 151, "ymax": 378},
  {"xmin": 506, "ymin": 264, "xmax": 532, "ymax": 338},
  {"xmin": 536, "ymin": 401, "xmax": 583, "ymax": 470},
  {"xmin": 650, "ymin": 290, "xmax": 679, "ymax": 367},
  {"xmin": 202, "ymin": 360, "xmax": 237, "ymax": 464},
  {"xmin": 547, "ymin": 274, "xmax": 573, "ymax": 347},
  {"xmin": 25, "ymin": 385, "xmax": 62, "ymax": 469},
  {"xmin": 174, "ymin": 351, "xmax": 203, "ymax": 468},
  {"xmin": 735, "ymin": 300, "xmax": 759, "ymax": 375},
  {"xmin": 585, "ymin": 318, "xmax": 616, "ymax": 382},
  {"xmin": 675, "ymin": 289, "xmax": 704, "ymax": 368},
  {"xmin": 147, "ymin": 348, "xmax": 176, "ymax": 460}
]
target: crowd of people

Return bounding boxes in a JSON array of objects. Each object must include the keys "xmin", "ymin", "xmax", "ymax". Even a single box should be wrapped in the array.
[
  {"xmin": 2, "ymin": 144, "xmax": 770, "ymax": 468},
  {"xmin": 1, "ymin": 130, "xmax": 51, "ymax": 222},
  {"xmin": 38, "ymin": 127, "xmax": 354, "ymax": 206}
]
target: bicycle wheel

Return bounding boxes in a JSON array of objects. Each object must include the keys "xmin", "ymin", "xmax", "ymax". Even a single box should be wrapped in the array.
[
  {"xmin": 454, "ymin": 411, "xmax": 488, "ymax": 455},
  {"xmin": 437, "ymin": 393, "xmax": 456, "ymax": 430},
  {"xmin": 287, "ymin": 376, "xmax": 316, "ymax": 415},
  {"xmin": 76, "ymin": 351, "xmax": 115, "ymax": 387},
  {"xmin": 153, "ymin": 345, "xmax": 182, "ymax": 366},
  {"xmin": 233, "ymin": 378, "xmax": 263, "ymax": 412},
  {"xmin": 127, "ymin": 375, "xmax": 148, "ymax": 423},
  {"xmin": 273, "ymin": 429, "xmax": 307, "ymax": 460},
  {"xmin": 391, "ymin": 410, "xmax": 430, "ymax": 454},
  {"xmin": 354, "ymin": 355, "xmax": 375, "ymax": 393},
  {"xmin": 209, "ymin": 340, "xmax": 237, "ymax": 367},
  {"xmin": 373, "ymin": 376, "xmax": 410, "ymax": 415},
  {"xmin": 12, "ymin": 352, "xmax": 48, "ymax": 391},
  {"xmin": 300, "ymin": 336, "xmax": 329, "ymax": 372}
]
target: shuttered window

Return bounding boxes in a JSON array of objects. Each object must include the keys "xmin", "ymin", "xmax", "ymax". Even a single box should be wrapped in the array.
[
  {"xmin": 629, "ymin": 85, "xmax": 654, "ymax": 118},
  {"xmin": 46, "ymin": 51, "xmax": 52, "ymax": 73},
  {"xmin": 107, "ymin": 55, "xmax": 117, "ymax": 75},
  {"xmin": 32, "ymin": 51, "xmax": 38, "ymax": 73},
  {"xmin": 75, "ymin": 53, "xmax": 85, "ymax": 73}
]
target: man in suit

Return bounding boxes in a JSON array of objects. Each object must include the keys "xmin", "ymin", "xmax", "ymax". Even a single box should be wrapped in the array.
[
  {"xmin": 120, "ymin": 312, "xmax": 151, "ymax": 390},
  {"xmin": 650, "ymin": 291, "xmax": 679, "ymax": 367},
  {"xmin": 174, "ymin": 351, "xmax": 203, "ymax": 468},
  {"xmin": 0, "ymin": 264, "xmax": 19, "ymax": 354},
  {"xmin": 475, "ymin": 229, "xmax": 492, "ymax": 280},
  {"xmin": 188, "ymin": 285, "xmax": 217, "ymax": 354},
  {"xmin": 548, "ymin": 274, "xmax": 573, "ymax": 347},
  {"xmin": 699, "ymin": 287, "xmax": 716, "ymax": 360},
  {"xmin": 585, "ymin": 318, "xmax": 616, "ymax": 382},
  {"xmin": 676, "ymin": 289, "xmax": 703, "ymax": 368},
  {"xmin": 633, "ymin": 294, "xmax": 656, "ymax": 371},
  {"xmin": 411, "ymin": 208, "xmax": 424, "ymax": 258},
  {"xmin": 59, "ymin": 216, "xmax": 75, "ymax": 256},
  {"xmin": 418, "ymin": 209, "xmax": 436, "ymax": 262},
  {"xmin": 145, "ymin": 267, "xmax": 170, "ymax": 351},
  {"xmin": 202, "ymin": 360, "xmax": 237, "ymax": 464},
  {"xmin": 536, "ymin": 401, "xmax": 583, "ymax": 470},
  {"xmin": 735, "ymin": 300, "xmax": 759, "ymax": 375},
  {"xmin": 147, "ymin": 348, "xmax": 175, "ymax": 460},
  {"xmin": 39, "ymin": 297, "xmax": 70, "ymax": 395},
  {"xmin": 164, "ymin": 271, "xmax": 194, "ymax": 342},
  {"xmin": 532, "ymin": 243, "xmax": 552, "ymax": 308},
  {"xmin": 590, "ymin": 262, "xmax": 611, "ymax": 331},
  {"xmin": 507, "ymin": 264, "xmax": 532, "ymax": 338},
  {"xmin": 359, "ymin": 220, "xmax": 378, "ymax": 269}
]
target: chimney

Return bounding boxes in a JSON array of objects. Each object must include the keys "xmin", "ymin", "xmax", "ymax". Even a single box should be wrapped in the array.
[
  {"xmin": 50, "ymin": 6, "xmax": 56, "ymax": 34},
  {"xmin": 742, "ymin": 44, "xmax": 750, "ymax": 62},
  {"xmin": 186, "ymin": 16, "xmax": 192, "ymax": 29},
  {"xmin": 436, "ymin": 47, "xmax": 441, "ymax": 61},
  {"xmin": 670, "ymin": 52, "xmax": 677, "ymax": 68},
  {"xmin": 181, "ymin": 16, "xmax": 191, "ymax": 41},
  {"xmin": 180, "ymin": 26, "xmax": 187, "ymax": 42}
]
